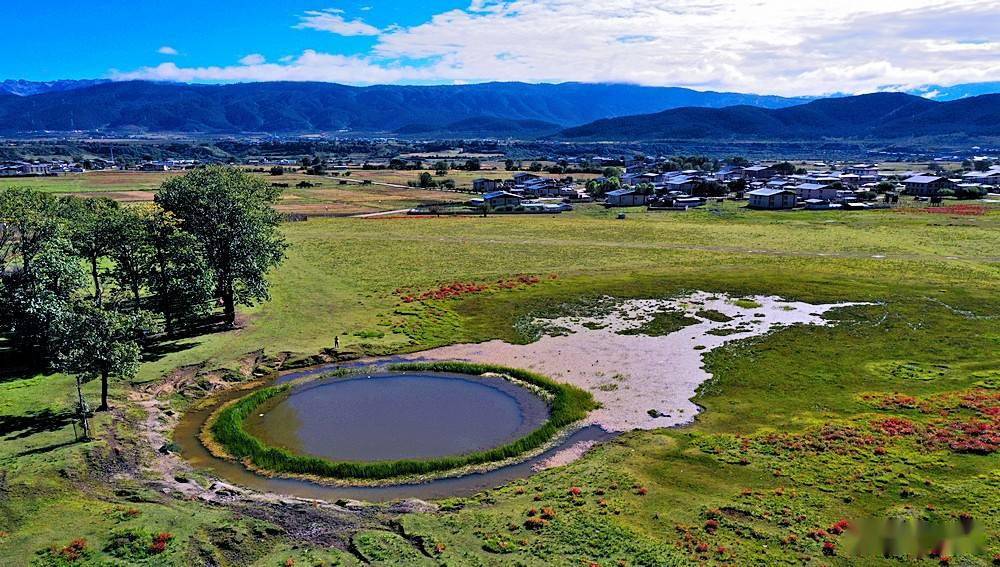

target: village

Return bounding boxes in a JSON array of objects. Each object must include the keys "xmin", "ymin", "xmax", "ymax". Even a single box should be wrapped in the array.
[
  {"xmin": 3, "ymin": 151, "xmax": 999, "ymax": 216},
  {"xmin": 463, "ymin": 157, "xmax": 1000, "ymax": 214}
]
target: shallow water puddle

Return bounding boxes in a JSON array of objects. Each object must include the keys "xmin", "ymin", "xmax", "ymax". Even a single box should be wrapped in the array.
[{"xmin": 400, "ymin": 292, "xmax": 864, "ymax": 433}]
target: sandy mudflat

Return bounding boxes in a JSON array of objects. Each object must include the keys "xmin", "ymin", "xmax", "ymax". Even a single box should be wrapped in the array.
[{"xmin": 402, "ymin": 292, "xmax": 864, "ymax": 432}]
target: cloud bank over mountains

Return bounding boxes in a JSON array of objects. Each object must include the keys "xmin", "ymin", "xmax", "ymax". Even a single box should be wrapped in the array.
[{"xmin": 111, "ymin": 0, "xmax": 1000, "ymax": 97}]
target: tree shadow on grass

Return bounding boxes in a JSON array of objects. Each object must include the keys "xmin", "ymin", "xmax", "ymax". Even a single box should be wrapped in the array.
[
  {"xmin": 15, "ymin": 438, "xmax": 82, "ymax": 457},
  {"xmin": 140, "ymin": 314, "xmax": 237, "ymax": 363},
  {"xmin": 0, "ymin": 409, "xmax": 77, "ymax": 440}
]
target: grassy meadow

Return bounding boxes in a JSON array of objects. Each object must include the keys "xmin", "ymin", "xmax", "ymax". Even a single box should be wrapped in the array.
[
  {"xmin": 1, "ymin": 193, "xmax": 999, "ymax": 564},
  {"xmin": 9, "ymin": 170, "xmax": 467, "ymax": 216}
]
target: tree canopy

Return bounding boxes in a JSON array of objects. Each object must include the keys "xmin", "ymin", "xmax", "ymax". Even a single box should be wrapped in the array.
[{"xmin": 156, "ymin": 166, "xmax": 287, "ymax": 326}]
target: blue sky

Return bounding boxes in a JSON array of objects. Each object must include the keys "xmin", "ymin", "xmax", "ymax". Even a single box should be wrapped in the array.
[
  {"xmin": 3, "ymin": 1, "xmax": 464, "ymax": 80},
  {"xmin": 4, "ymin": 1, "xmax": 1000, "ymax": 96}
]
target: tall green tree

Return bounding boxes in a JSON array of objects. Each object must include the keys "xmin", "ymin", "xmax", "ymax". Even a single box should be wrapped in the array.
[
  {"xmin": 59, "ymin": 196, "xmax": 119, "ymax": 306},
  {"xmin": 155, "ymin": 166, "xmax": 287, "ymax": 326},
  {"xmin": 141, "ymin": 205, "xmax": 214, "ymax": 336},
  {"xmin": 52, "ymin": 304, "xmax": 159, "ymax": 412},
  {"xmin": 106, "ymin": 206, "xmax": 153, "ymax": 308},
  {"xmin": 0, "ymin": 188, "xmax": 84, "ymax": 365}
]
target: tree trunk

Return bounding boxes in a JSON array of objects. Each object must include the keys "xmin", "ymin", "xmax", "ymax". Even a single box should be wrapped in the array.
[
  {"xmin": 97, "ymin": 369, "xmax": 110, "ymax": 412},
  {"xmin": 131, "ymin": 281, "xmax": 141, "ymax": 311},
  {"xmin": 76, "ymin": 376, "xmax": 91, "ymax": 440},
  {"xmin": 91, "ymin": 256, "xmax": 102, "ymax": 307},
  {"xmin": 223, "ymin": 285, "xmax": 236, "ymax": 327}
]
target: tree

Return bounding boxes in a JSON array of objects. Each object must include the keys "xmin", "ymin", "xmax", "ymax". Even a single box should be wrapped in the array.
[
  {"xmin": 1, "ymin": 236, "xmax": 84, "ymax": 366},
  {"xmin": 602, "ymin": 166, "xmax": 623, "ymax": 179},
  {"xmin": 140, "ymin": 206, "xmax": 214, "ymax": 336},
  {"xmin": 0, "ymin": 188, "xmax": 84, "ymax": 365},
  {"xmin": 60, "ymin": 196, "xmax": 119, "ymax": 307},
  {"xmin": 269, "ymin": 166, "xmax": 284, "ymax": 176},
  {"xmin": 53, "ymin": 304, "xmax": 158, "ymax": 412},
  {"xmin": 528, "ymin": 162, "xmax": 543, "ymax": 172},
  {"xmin": 418, "ymin": 172, "xmax": 436, "ymax": 188},
  {"xmin": 464, "ymin": 158, "xmax": 481, "ymax": 171},
  {"xmin": 726, "ymin": 156, "xmax": 750, "ymax": 167},
  {"xmin": 504, "ymin": 159, "xmax": 516, "ymax": 171},
  {"xmin": 433, "ymin": 161, "xmax": 449, "ymax": 176},
  {"xmin": 692, "ymin": 181, "xmax": 726, "ymax": 197},
  {"xmin": 107, "ymin": 206, "xmax": 153, "ymax": 308},
  {"xmin": 728, "ymin": 178, "xmax": 748, "ymax": 194},
  {"xmin": 875, "ymin": 181, "xmax": 897, "ymax": 193},
  {"xmin": 773, "ymin": 162, "xmax": 797, "ymax": 175},
  {"xmin": 156, "ymin": 166, "xmax": 287, "ymax": 326},
  {"xmin": 0, "ymin": 187, "xmax": 62, "ymax": 273}
]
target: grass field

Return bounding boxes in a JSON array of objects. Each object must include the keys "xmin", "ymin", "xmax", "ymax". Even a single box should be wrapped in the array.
[
  {"xmin": 4, "ymin": 170, "xmax": 468, "ymax": 216},
  {"xmin": 1, "ymin": 196, "xmax": 998, "ymax": 564}
]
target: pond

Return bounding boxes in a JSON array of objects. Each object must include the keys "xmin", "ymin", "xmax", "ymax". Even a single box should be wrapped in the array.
[{"xmin": 243, "ymin": 372, "xmax": 550, "ymax": 462}]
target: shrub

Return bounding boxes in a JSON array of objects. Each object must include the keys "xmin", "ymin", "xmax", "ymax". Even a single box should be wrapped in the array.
[{"xmin": 210, "ymin": 362, "xmax": 597, "ymax": 479}]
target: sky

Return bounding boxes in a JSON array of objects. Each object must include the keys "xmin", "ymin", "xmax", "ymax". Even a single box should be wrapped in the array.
[{"xmin": 3, "ymin": 0, "xmax": 1000, "ymax": 96}]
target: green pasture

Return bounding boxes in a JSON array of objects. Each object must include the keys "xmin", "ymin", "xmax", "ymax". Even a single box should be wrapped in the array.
[{"xmin": 1, "ymin": 199, "xmax": 998, "ymax": 564}]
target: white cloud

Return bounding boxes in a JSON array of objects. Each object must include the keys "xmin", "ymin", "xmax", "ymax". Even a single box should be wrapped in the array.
[
  {"xmin": 294, "ymin": 8, "xmax": 380, "ymax": 36},
  {"xmin": 157, "ymin": 46, "xmax": 178, "ymax": 56},
  {"xmin": 239, "ymin": 53, "xmax": 266, "ymax": 65},
  {"xmin": 118, "ymin": 1, "xmax": 1000, "ymax": 96}
]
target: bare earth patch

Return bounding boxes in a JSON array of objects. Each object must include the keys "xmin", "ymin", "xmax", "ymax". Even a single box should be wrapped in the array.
[{"xmin": 401, "ymin": 292, "xmax": 865, "ymax": 433}]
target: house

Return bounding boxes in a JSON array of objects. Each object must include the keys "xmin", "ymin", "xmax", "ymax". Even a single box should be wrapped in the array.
[
  {"xmin": 903, "ymin": 175, "xmax": 956, "ymax": 196},
  {"xmin": 664, "ymin": 176, "xmax": 699, "ymax": 194},
  {"xmin": 845, "ymin": 164, "xmax": 879, "ymax": 178},
  {"xmin": 963, "ymin": 168, "xmax": 1000, "ymax": 187},
  {"xmin": 743, "ymin": 165, "xmax": 777, "ymax": 181},
  {"xmin": 605, "ymin": 188, "xmax": 649, "ymax": 207},
  {"xmin": 483, "ymin": 191, "xmax": 522, "ymax": 209},
  {"xmin": 803, "ymin": 198, "xmax": 840, "ymax": 210},
  {"xmin": 747, "ymin": 188, "xmax": 797, "ymax": 210},
  {"xmin": 794, "ymin": 183, "xmax": 837, "ymax": 201},
  {"xmin": 472, "ymin": 178, "xmax": 501, "ymax": 193},
  {"xmin": 838, "ymin": 173, "xmax": 861, "ymax": 187},
  {"xmin": 512, "ymin": 172, "xmax": 540, "ymax": 184}
]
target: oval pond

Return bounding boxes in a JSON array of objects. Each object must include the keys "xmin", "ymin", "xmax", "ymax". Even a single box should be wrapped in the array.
[{"xmin": 243, "ymin": 372, "xmax": 550, "ymax": 462}]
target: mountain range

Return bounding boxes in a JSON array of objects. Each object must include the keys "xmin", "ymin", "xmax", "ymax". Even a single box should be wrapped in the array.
[
  {"xmin": 0, "ymin": 80, "xmax": 997, "ymax": 142},
  {"xmin": 0, "ymin": 79, "xmax": 110, "ymax": 97},
  {"xmin": 0, "ymin": 80, "xmax": 807, "ymax": 134},
  {"xmin": 555, "ymin": 92, "xmax": 1000, "ymax": 141}
]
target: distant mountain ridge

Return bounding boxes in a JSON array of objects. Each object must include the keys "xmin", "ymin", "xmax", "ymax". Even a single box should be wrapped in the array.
[
  {"xmin": 0, "ymin": 79, "xmax": 110, "ymax": 97},
  {"xmin": 554, "ymin": 92, "xmax": 1000, "ymax": 141},
  {"xmin": 0, "ymin": 80, "xmax": 808, "ymax": 134}
]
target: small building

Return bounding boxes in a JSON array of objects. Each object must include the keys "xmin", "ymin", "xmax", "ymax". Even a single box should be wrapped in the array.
[
  {"xmin": 472, "ymin": 178, "xmax": 501, "ymax": 193},
  {"xmin": 512, "ymin": 172, "xmax": 540, "ymax": 184},
  {"xmin": 902, "ymin": 175, "xmax": 956, "ymax": 196},
  {"xmin": 605, "ymin": 188, "xmax": 649, "ymax": 207},
  {"xmin": 483, "ymin": 191, "xmax": 522, "ymax": 209},
  {"xmin": 845, "ymin": 164, "xmax": 879, "ymax": 177},
  {"xmin": 794, "ymin": 183, "xmax": 837, "ymax": 201},
  {"xmin": 743, "ymin": 165, "xmax": 777, "ymax": 181},
  {"xmin": 664, "ymin": 176, "xmax": 699, "ymax": 194},
  {"xmin": 747, "ymin": 188, "xmax": 797, "ymax": 210}
]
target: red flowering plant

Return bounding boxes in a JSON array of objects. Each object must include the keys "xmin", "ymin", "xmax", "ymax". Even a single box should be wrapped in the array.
[{"xmin": 398, "ymin": 274, "xmax": 545, "ymax": 303}]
